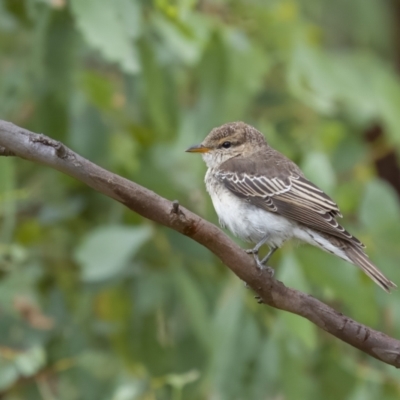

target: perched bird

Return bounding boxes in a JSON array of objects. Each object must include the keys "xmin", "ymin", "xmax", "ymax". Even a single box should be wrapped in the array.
[{"xmin": 186, "ymin": 121, "xmax": 396, "ymax": 292}]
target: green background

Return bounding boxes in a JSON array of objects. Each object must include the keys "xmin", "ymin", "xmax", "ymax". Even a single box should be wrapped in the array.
[{"xmin": 1, "ymin": 0, "xmax": 400, "ymax": 399}]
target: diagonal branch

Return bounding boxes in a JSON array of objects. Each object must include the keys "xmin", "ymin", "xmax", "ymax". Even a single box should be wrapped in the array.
[
  {"xmin": 0, "ymin": 119, "xmax": 399, "ymax": 367},
  {"xmin": 0, "ymin": 145, "xmax": 15, "ymax": 156}
]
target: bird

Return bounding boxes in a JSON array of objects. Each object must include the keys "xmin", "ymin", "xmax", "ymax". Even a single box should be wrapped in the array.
[{"xmin": 186, "ymin": 121, "xmax": 396, "ymax": 292}]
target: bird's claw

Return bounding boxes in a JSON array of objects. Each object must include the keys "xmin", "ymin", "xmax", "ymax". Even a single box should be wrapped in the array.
[
  {"xmin": 245, "ymin": 245, "xmax": 276, "ymax": 276},
  {"xmin": 265, "ymin": 265, "xmax": 275, "ymax": 277},
  {"xmin": 246, "ymin": 248, "xmax": 261, "ymax": 267},
  {"xmin": 245, "ymin": 248, "xmax": 257, "ymax": 255},
  {"xmin": 255, "ymin": 259, "xmax": 275, "ymax": 276},
  {"xmin": 255, "ymin": 258, "xmax": 264, "ymax": 269}
]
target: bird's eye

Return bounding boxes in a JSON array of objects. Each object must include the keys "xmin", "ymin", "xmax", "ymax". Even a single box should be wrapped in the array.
[{"xmin": 222, "ymin": 141, "xmax": 231, "ymax": 149}]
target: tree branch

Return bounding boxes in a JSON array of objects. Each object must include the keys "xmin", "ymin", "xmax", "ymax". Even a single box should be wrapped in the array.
[
  {"xmin": 0, "ymin": 145, "xmax": 15, "ymax": 156},
  {"xmin": 0, "ymin": 119, "xmax": 399, "ymax": 367}
]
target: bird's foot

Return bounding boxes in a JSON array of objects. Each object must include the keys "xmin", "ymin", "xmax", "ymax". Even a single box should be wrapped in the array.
[
  {"xmin": 259, "ymin": 247, "xmax": 277, "ymax": 266},
  {"xmin": 245, "ymin": 248, "xmax": 275, "ymax": 276},
  {"xmin": 254, "ymin": 295, "xmax": 264, "ymax": 304},
  {"xmin": 246, "ymin": 243, "xmax": 277, "ymax": 264},
  {"xmin": 253, "ymin": 251, "xmax": 274, "ymax": 272},
  {"xmin": 245, "ymin": 248, "xmax": 257, "ymax": 255},
  {"xmin": 255, "ymin": 257, "xmax": 264, "ymax": 269},
  {"xmin": 265, "ymin": 266, "xmax": 275, "ymax": 277},
  {"xmin": 255, "ymin": 259, "xmax": 275, "ymax": 276},
  {"xmin": 245, "ymin": 247, "xmax": 261, "ymax": 268}
]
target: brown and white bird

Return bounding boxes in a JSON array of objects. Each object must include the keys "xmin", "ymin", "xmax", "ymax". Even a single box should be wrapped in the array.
[{"xmin": 186, "ymin": 121, "xmax": 396, "ymax": 292}]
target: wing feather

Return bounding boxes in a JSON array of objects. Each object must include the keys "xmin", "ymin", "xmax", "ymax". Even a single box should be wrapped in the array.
[{"xmin": 217, "ymin": 170, "xmax": 364, "ymax": 248}]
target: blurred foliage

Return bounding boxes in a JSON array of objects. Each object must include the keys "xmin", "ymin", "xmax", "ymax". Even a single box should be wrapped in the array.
[{"xmin": 1, "ymin": 0, "xmax": 400, "ymax": 399}]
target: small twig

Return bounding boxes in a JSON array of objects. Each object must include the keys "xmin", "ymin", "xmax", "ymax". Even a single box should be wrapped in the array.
[
  {"xmin": 254, "ymin": 295, "xmax": 264, "ymax": 304},
  {"xmin": 171, "ymin": 200, "xmax": 181, "ymax": 214},
  {"xmin": 31, "ymin": 135, "xmax": 68, "ymax": 159}
]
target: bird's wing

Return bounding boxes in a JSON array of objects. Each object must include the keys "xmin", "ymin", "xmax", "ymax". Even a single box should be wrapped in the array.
[{"xmin": 216, "ymin": 160, "xmax": 364, "ymax": 248}]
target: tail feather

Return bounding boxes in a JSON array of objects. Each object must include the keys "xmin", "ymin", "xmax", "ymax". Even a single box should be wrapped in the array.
[
  {"xmin": 345, "ymin": 246, "xmax": 396, "ymax": 293},
  {"xmin": 301, "ymin": 229, "xmax": 395, "ymax": 292}
]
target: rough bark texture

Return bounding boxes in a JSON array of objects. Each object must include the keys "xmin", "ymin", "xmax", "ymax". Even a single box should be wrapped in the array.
[{"xmin": 1, "ymin": 119, "xmax": 400, "ymax": 368}]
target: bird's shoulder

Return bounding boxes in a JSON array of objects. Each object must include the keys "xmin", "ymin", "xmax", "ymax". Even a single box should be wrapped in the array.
[{"xmin": 218, "ymin": 147, "xmax": 302, "ymax": 181}]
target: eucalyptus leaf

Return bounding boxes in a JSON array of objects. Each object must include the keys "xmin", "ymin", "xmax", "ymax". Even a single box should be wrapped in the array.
[
  {"xmin": 75, "ymin": 225, "xmax": 152, "ymax": 282},
  {"xmin": 14, "ymin": 346, "xmax": 46, "ymax": 377},
  {"xmin": 359, "ymin": 179, "xmax": 400, "ymax": 234},
  {"xmin": 70, "ymin": 0, "xmax": 140, "ymax": 73},
  {"xmin": 0, "ymin": 361, "xmax": 18, "ymax": 391},
  {"xmin": 301, "ymin": 151, "xmax": 336, "ymax": 193}
]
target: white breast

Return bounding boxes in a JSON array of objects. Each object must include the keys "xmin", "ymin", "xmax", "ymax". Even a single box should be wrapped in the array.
[{"xmin": 205, "ymin": 169, "xmax": 297, "ymax": 248}]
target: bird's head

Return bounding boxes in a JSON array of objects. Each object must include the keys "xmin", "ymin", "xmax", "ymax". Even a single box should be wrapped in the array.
[{"xmin": 186, "ymin": 122, "xmax": 266, "ymax": 168}]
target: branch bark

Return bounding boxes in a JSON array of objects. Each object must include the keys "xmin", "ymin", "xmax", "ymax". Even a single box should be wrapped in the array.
[{"xmin": 0, "ymin": 119, "xmax": 399, "ymax": 367}]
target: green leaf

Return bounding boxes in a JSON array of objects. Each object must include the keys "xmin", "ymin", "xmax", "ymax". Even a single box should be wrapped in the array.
[
  {"xmin": 70, "ymin": 0, "xmax": 140, "ymax": 74},
  {"xmin": 277, "ymin": 252, "xmax": 309, "ymax": 292},
  {"xmin": 151, "ymin": 12, "xmax": 206, "ymax": 65},
  {"xmin": 173, "ymin": 265, "xmax": 212, "ymax": 350},
  {"xmin": 0, "ymin": 360, "xmax": 18, "ymax": 391},
  {"xmin": 301, "ymin": 151, "xmax": 336, "ymax": 193},
  {"xmin": 374, "ymin": 66, "xmax": 400, "ymax": 144},
  {"xmin": 359, "ymin": 179, "xmax": 400, "ymax": 234},
  {"xmin": 194, "ymin": 30, "xmax": 269, "ymax": 132},
  {"xmin": 69, "ymin": 92, "xmax": 109, "ymax": 161},
  {"xmin": 0, "ymin": 158, "xmax": 16, "ymax": 242},
  {"xmin": 14, "ymin": 346, "xmax": 46, "ymax": 377},
  {"xmin": 75, "ymin": 225, "xmax": 152, "ymax": 282},
  {"xmin": 288, "ymin": 40, "xmax": 386, "ymax": 126},
  {"xmin": 112, "ymin": 379, "xmax": 146, "ymax": 400},
  {"xmin": 81, "ymin": 70, "xmax": 114, "ymax": 111},
  {"xmin": 209, "ymin": 280, "xmax": 262, "ymax": 400},
  {"xmin": 138, "ymin": 41, "xmax": 179, "ymax": 138},
  {"xmin": 78, "ymin": 350, "xmax": 119, "ymax": 379},
  {"xmin": 250, "ymin": 336, "xmax": 281, "ymax": 399},
  {"xmin": 280, "ymin": 336, "xmax": 315, "ymax": 400},
  {"xmin": 209, "ymin": 281, "xmax": 245, "ymax": 399},
  {"xmin": 277, "ymin": 253, "xmax": 317, "ymax": 350},
  {"xmin": 164, "ymin": 369, "xmax": 200, "ymax": 390}
]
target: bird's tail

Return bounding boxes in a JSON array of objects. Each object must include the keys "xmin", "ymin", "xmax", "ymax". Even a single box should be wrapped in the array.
[{"xmin": 344, "ymin": 245, "xmax": 396, "ymax": 293}]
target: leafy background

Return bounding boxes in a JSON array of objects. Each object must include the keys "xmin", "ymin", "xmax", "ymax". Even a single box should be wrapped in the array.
[{"xmin": 1, "ymin": 0, "xmax": 400, "ymax": 399}]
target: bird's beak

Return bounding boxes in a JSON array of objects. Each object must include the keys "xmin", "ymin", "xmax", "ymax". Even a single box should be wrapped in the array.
[{"xmin": 185, "ymin": 144, "xmax": 210, "ymax": 153}]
